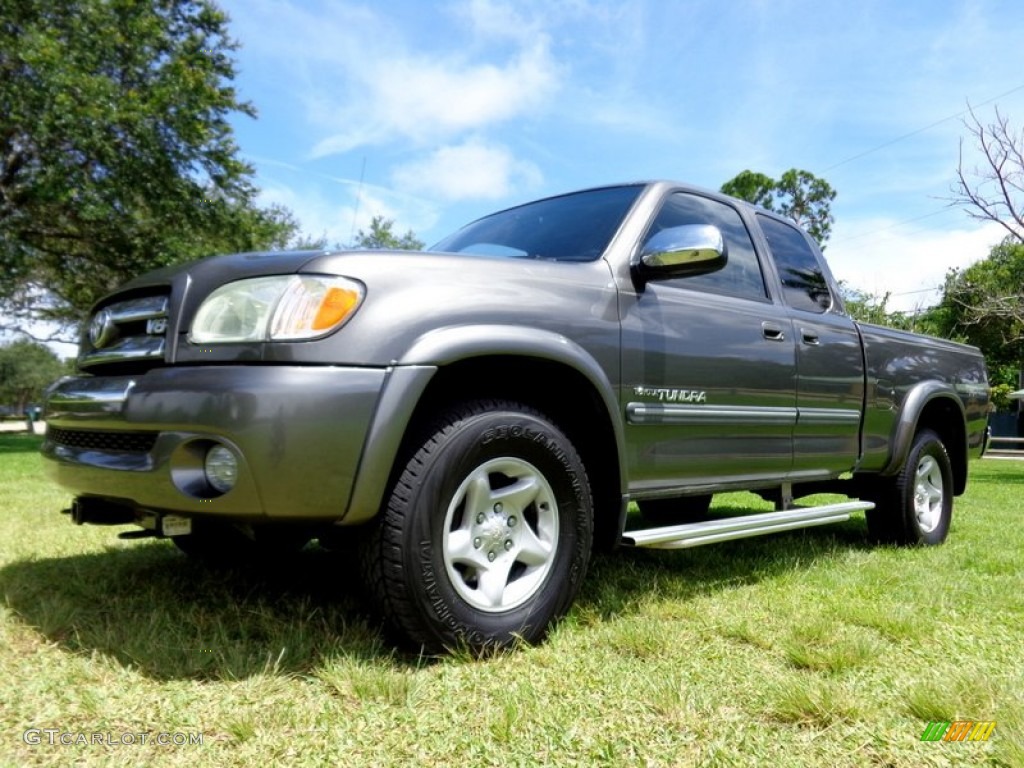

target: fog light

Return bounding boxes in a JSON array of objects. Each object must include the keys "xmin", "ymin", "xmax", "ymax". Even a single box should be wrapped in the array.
[{"xmin": 204, "ymin": 445, "xmax": 238, "ymax": 493}]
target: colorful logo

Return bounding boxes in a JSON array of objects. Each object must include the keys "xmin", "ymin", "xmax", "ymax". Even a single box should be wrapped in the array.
[{"xmin": 921, "ymin": 721, "xmax": 996, "ymax": 742}]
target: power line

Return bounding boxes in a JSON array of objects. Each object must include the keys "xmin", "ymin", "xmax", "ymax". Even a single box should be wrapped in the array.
[
  {"xmin": 824, "ymin": 83, "xmax": 1024, "ymax": 172},
  {"xmin": 826, "ymin": 82, "xmax": 1024, "ymax": 245},
  {"xmin": 830, "ymin": 207, "xmax": 954, "ymax": 245},
  {"xmin": 891, "ymin": 286, "xmax": 943, "ymax": 296}
]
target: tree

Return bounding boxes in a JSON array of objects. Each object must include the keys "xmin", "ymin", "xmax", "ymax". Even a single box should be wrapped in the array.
[
  {"xmin": 0, "ymin": 0, "xmax": 298, "ymax": 341},
  {"xmin": 352, "ymin": 215, "xmax": 425, "ymax": 250},
  {"xmin": 721, "ymin": 168, "xmax": 837, "ymax": 246},
  {"xmin": 934, "ymin": 239, "xmax": 1024, "ymax": 399},
  {"xmin": 837, "ymin": 283, "xmax": 942, "ymax": 336},
  {"xmin": 0, "ymin": 339, "xmax": 66, "ymax": 416},
  {"xmin": 944, "ymin": 105, "xmax": 1024, "ymax": 408},
  {"xmin": 951, "ymin": 105, "xmax": 1023, "ymax": 245},
  {"xmin": 290, "ymin": 233, "xmax": 330, "ymax": 251},
  {"xmin": 718, "ymin": 170, "xmax": 775, "ymax": 210},
  {"xmin": 839, "ymin": 285, "xmax": 903, "ymax": 327}
]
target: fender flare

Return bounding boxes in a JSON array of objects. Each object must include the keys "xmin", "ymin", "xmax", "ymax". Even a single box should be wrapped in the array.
[
  {"xmin": 881, "ymin": 380, "xmax": 966, "ymax": 476},
  {"xmin": 342, "ymin": 325, "xmax": 626, "ymax": 523}
]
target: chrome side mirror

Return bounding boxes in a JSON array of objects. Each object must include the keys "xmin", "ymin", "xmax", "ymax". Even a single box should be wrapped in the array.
[{"xmin": 636, "ymin": 224, "xmax": 727, "ymax": 281}]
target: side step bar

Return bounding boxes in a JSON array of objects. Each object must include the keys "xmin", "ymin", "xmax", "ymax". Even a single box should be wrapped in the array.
[{"xmin": 622, "ymin": 501, "xmax": 874, "ymax": 549}]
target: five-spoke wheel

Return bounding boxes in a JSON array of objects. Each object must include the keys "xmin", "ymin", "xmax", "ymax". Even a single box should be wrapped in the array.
[
  {"xmin": 442, "ymin": 458, "xmax": 559, "ymax": 612},
  {"xmin": 912, "ymin": 454, "xmax": 945, "ymax": 534}
]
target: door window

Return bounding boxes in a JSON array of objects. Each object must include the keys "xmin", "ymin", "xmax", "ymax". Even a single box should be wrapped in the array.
[
  {"xmin": 758, "ymin": 215, "xmax": 832, "ymax": 313},
  {"xmin": 644, "ymin": 193, "xmax": 767, "ymax": 301}
]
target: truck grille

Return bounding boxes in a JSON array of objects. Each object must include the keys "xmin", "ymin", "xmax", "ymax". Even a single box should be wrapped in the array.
[
  {"xmin": 79, "ymin": 293, "xmax": 170, "ymax": 370},
  {"xmin": 47, "ymin": 427, "xmax": 158, "ymax": 453}
]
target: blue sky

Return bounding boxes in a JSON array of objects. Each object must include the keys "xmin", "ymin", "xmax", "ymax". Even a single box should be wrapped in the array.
[{"xmin": 219, "ymin": 0, "xmax": 1024, "ymax": 311}]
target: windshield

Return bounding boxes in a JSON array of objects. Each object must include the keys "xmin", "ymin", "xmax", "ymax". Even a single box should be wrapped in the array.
[{"xmin": 431, "ymin": 185, "xmax": 643, "ymax": 262}]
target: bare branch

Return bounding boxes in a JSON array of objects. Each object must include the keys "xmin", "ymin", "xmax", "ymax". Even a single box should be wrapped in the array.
[
  {"xmin": 951, "ymin": 104, "xmax": 1024, "ymax": 244},
  {"xmin": 0, "ymin": 321, "xmax": 79, "ymax": 345}
]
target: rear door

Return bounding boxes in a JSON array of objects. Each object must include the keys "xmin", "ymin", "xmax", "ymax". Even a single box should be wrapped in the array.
[{"xmin": 756, "ymin": 214, "xmax": 864, "ymax": 477}]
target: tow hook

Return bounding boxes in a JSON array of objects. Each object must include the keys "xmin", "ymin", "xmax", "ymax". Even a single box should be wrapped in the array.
[{"xmin": 67, "ymin": 497, "xmax": 136, "ymax": 526}]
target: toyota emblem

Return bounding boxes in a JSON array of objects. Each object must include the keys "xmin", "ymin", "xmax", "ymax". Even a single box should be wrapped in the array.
[{"xmin": 89, "ymin": 309, "xmax": 116, "ymax": 348}]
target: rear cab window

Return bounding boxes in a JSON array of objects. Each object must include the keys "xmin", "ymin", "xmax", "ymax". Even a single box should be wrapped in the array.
[{"xmin": 757, "ymin": 215, "xmax": 833, "ymax": 313}]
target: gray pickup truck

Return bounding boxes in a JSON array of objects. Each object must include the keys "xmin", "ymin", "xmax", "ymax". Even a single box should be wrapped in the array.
[{"xmin": 42, "ymin": 181, "xmax": 990, "ymax": 653}]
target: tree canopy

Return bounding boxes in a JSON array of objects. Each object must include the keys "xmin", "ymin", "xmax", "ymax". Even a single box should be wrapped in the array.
[
  {"xmin": 940, "ymin": 105, "xmax": 1024, "ymax": 407},
  {"xmin": 719, "ymin": 170, "xmax": 776, "ymax": 210},
  {"xmin": 0, "ymin": 0, "xmax": 298, "ymax": 340},
  {"xmin": 721, "ymin": 168, "xmax": 837, "ymax": 246},
  {"xmin": 932, "ymin": 239, "xmax": 1024, "ymax": 405},
  {"xmin": 0, "ymin": 338, "xmax": 67, "ymax": 414},
  {"xmin": 352, "ymin": 215, "xmax": 425, "ymax": 251}
]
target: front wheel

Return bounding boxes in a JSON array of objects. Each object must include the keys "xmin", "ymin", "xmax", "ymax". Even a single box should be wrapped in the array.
[
  {"xmin": 864, "ymin": 429, "xmax": 953, "ymax": 546},
  {"xmin": 359, "ymin": 400, "xmax": 593, "ymax": 653}
]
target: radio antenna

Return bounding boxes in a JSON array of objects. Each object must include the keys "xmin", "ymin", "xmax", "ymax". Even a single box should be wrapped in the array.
[{"xmin": 349, "ymin": 156, "xmax": 367, "ymax": 247}]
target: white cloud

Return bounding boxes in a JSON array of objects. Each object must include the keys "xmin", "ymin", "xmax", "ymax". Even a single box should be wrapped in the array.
[
  {"xmin": 219, "ymin": 0, "xmax": 1024, "ymax": 269},
  {"xmin": 827, "ymin": 219, "xmax": 1007, "ymax": 312},
  {"xmin": 255, "ymin": 177, "xmax": 438, "ymax": 248},
  {"xmin": 391, "ymin": 139, "xmax": 543, "ymax": 201},
  {"xmin": 255, "ymin": 182, "xmax": 356, "ymax": 247},
  {"xmin": 223, "ymin": 1, "xmax": 562, "ymax": 157},
  {"xmin": 455, "ymin": 0, "xmax": 629, "ymax": 47},
  {"xmin": 457, "ymin": 0, "xmax": 545, "ymax": 43},
  {"xmin": 311, "ymin": 42, "xmax": 558, "ymax": 157}
]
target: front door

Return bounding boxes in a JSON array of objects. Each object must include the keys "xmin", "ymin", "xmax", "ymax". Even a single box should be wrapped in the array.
[{"xmin": 620, "ymin": 192, "xmax": 798, "ymax": 495}]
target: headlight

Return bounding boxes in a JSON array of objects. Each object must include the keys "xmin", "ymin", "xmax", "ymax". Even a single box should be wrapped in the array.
[{"xmin": 190, "ymin": 275, "xmax": 364, "ymax": 344}]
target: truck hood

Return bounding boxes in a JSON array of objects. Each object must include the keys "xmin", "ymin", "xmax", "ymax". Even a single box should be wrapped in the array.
[
  {"xmin": 120, "ymin": 249, "xmax": 329, "ymax": 293},
  {"xmin": 122, "ymin": 248, "xmax": 612, "ymax": 299},
  {"xmin": 116, "ymin": 248, "xmax": 620, "ymax": 368}
]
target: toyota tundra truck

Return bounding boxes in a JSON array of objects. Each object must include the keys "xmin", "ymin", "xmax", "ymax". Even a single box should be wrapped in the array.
[{"xmin": 41, "ymin": 181, "xmax": 990, "ymax": 653}]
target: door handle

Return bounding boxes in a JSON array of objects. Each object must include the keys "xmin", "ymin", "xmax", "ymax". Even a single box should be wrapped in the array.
[
  {"xmin": 801, "ymin": 328, "xmax": 820, "ymax": 345},
  {"xmin": 761, "ymin": 321, "xmax": 786, "ymax": 342}
]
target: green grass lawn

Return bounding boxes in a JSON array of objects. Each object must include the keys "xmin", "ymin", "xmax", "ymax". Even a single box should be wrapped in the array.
[{"xmin": 2, "ymin": 432, "xmax": 1021, "ymax": 767}]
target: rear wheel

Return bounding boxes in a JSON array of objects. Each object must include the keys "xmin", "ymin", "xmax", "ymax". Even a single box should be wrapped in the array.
[
  {"xmin": 359, "ymin": 400, "xmax": 593, "ymax": 654},
  {"xmin": 864, "ymin": 429, "xmax": 953, "ymax": 545},
  {"xmin": 637, "ymin": 495, "xmax": 713, "ymax": 525}
]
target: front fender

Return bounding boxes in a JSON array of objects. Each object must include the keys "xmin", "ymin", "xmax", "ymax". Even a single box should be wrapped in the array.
[{"xmin": 401, "ymin": 323, "xmax": 626, "ymax": 481}]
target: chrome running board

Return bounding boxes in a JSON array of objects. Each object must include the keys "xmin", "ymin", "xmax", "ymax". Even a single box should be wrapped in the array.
[{"xmin": 622, "ymin": 501, "xmax": 874, "ymax": 549}]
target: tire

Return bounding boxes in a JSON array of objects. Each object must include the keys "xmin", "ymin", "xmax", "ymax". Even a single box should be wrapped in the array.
[
  {"xmin": 359, "ymin": 400, "xmax": 593, "ymax": 654},
  {"xmin": 864, "ymin": 429, "xmax": 953, "ymax": 546},
  {"xmin": 637, "ymin": 495, "xmax": 712, "ymax": 525},
  {"xmin": 172, "ymin": 521, "xmax": 309, "ymax": 565}
]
